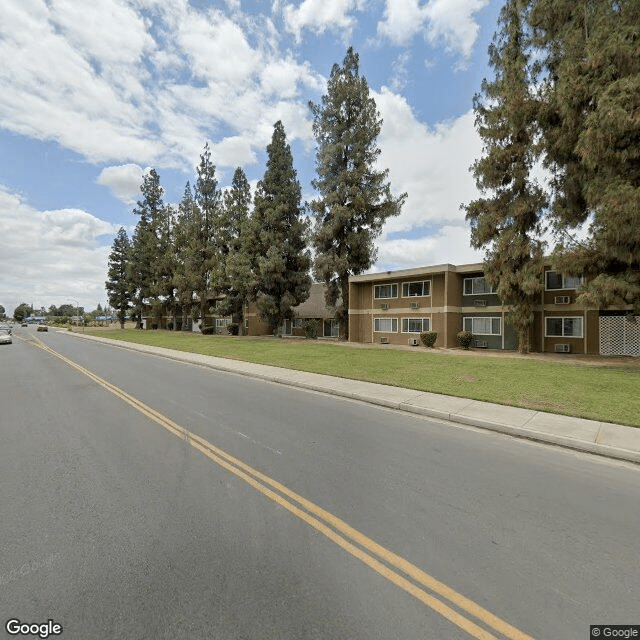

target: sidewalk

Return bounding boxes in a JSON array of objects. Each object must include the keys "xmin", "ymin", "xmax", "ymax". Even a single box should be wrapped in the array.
[{"xmin": 69, "ymin": 332, "xmax": 640, "ymax": 465}]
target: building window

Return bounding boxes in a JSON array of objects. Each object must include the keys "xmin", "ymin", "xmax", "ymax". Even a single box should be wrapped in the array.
[
  {"xmin": 374, "ymin": 284, "xmax": 398, "ymax": 299},
  {"xmin": 463, "ymin": 277, "xmax": 494, "ymax": 295},
  {"xmin": 374, "ymin": 317, "xmax": 398, "ymax": 333},
  {"xmin": 545, "ymin": 271, "xmax": 583, "ymax": 290},
  {"xmin": 323, "ymin": 319, "xmax": 339, "ymax": 337},
  {"xmin": 463, "ymin": 316, "xmax": 501, "ymax": 335},
  {"xmin": 215, "ymin": 318, "xmax": 231, "ymax": 328},
  {"xmin": 402, "ymin": 318, "xmax": 430, "ymax": 333},
  {"xmin": 545, "ymin": 317, "xmax": 583, "ymax": 337},
  {"xmin": 292, "ymin": 318, "xmax": 304, "ymax": 329},
  {"xmin": 402, "ymin": 281, "xmax": 431, "ymax": 297}
]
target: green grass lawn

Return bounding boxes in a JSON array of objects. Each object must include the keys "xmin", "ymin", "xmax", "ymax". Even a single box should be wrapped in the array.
[{"xmin": 83, "ymin": 329, "xmax": 640, "ymax": 427}]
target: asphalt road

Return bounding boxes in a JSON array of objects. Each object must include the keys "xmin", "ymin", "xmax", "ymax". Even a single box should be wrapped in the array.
[{"xmin": 1, "ymin": 327, "xmax": 639, "ymax": 639}]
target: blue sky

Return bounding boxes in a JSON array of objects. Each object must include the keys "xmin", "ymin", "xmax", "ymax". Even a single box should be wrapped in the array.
[{"xmin": 0, "ymin": 0, "xmax": 504, "ymax": 316}]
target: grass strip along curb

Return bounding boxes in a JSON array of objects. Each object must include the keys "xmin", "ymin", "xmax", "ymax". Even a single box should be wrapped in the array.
[{"xmin": 82, "ymin": 329, "xmax": 640, "ymax": 428}]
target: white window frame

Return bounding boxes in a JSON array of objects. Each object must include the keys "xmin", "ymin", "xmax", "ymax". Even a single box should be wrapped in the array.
[
  {"xmin": 463, "ymin": 277, "xmax": 494, "ymax": 295},
  {"xmin": 545, "ymin": 316, "xmax": 583, "ymax": 338},
  {"xmin": 215, "ymin": 317, "xmax": 231, "ymax": 328},
  {"xmin": 401, "ymin": 318, "xmax": 431, "ymax": 333},
  {"xmin": 401, "ymin": 281, "xmax": 431, "ymax": 297},
  {"xmin": 291, "ymin": 318, "xmax": 304, "ymax": 329},
  {"xmin": 373, "ymin": 317, "xmax": 398, "ymax": 333},
  {"xmin": 374, "ymin": 283, "xmax": 398, "ymax": 299},
  {"xmin": 463, "ymin": 316, "xmax": 502, "ymax": 335},
  {"xmin": 545, "ymin": 271, "xmax": 584, "ymax": 290}
]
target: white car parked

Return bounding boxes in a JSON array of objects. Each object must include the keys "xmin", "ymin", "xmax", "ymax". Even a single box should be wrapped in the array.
[{"xmin": 0, "ymin": 328, "xmax": 12, "ymax": 344}]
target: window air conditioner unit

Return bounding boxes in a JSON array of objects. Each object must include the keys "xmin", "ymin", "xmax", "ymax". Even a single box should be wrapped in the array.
[
  {"xmin": 555, "ymin": 343, "xmax": 571, "ymax": 353},
  {"xmin": 475, "ymin": 340, "xmax": 488, "ymax": 348},
  {"xmin": 379, "ymin": 337, "xmax": 389, "ymax": 344},
  {"xmin": 408, "ymin": 338, "xmax": 419, "ymax": 346},
  {"xmin": 555, "ymin": 296, "xmax": 571, "ymax": 304},
  {"xmin": 409, "ymin": 302, "xmax": 419, "ymax": 310},
  {"xmin": 474, "ymin": 299, "xmax": 487, "ymax": 307},
  {"xmin": 380, "ymin": 303, "xmax": 389, "ymax": 310}
]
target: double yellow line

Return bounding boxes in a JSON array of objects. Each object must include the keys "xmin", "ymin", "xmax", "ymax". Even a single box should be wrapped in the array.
[{"xmin": 25, "ymin": 335, "xmax": 534, "ymax": 640}]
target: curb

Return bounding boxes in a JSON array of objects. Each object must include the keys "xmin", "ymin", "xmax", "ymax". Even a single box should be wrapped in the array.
[{"xmin": 63, "ymin": 331, "xmax": 640, "ymax": 465}]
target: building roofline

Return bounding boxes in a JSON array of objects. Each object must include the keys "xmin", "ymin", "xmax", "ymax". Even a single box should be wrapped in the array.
[{"xmin": 349, "ymin": 262, "xmax": 485, "ymax": 283}]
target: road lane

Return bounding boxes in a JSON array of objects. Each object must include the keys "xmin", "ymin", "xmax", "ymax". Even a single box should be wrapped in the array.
[{"xmin": 2, "ymin": 327, "xmax": 639, "ymax": 639}]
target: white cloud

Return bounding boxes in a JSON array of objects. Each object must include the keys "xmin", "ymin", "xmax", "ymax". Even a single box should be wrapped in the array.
[
  {"xmin": 0, "ymin": 0, "xmax": 322, "ymax": 172},
  {"xmin": 374, "ymin": 88, "xmax": 482, "ymax": 232},
  {"xmin": 377, "ymin": 0, "xmax": 489, "ymax": 61},
  {"xmin": 365, "ymin": 87, "xmax": 486, "ymax": 268},
  {"xmin": 377, "ymin": 0, "xmax": 430, "ymax": 45},
  {"xmin": 376, "ymin": 224, "xmax": 483, "ymax": 271},
  {"xmin": 0, "ymin": 185, "xmax": 119, "ymax": 316},
  {"xmin": 424, "ymin": 0, "xmax": 490, "ymax": 61},
  {"xmin": 282, "ymin": 0, "xmax": 363, "ymax": 42},
  {"xmin": 97, "ymin": 164, "xmax": 147, "ymax": 205}
]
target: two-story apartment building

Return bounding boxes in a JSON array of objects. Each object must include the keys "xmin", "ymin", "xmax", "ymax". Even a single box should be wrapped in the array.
[{"xmin": 349, "ymin": 262, "xmax": 639, "ymax": 356}]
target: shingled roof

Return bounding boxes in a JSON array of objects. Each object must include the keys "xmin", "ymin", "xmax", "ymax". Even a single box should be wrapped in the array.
[{"xmin": 293, "ymin": 282, "xmax": 337, "ymax": 319}]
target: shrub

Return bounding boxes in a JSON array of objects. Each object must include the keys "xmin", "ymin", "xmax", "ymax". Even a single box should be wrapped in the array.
[
  {"xmin": 201, "ymin": 325, "xmax": 215, "ymax": 335},
  {"xmin": 302, "ymin": 319, "xmax": 319, "ymax": 339},
  {"xmin": 227, "ymin": 322, "xmax": 239, "ymax": 336},
  {"xmin": 457, "ymin": 330, "xmax": 474, "ymax": 350},
  {"xmin": 420, "ymin": 331, "xmax": 438, "ymax": 348}
]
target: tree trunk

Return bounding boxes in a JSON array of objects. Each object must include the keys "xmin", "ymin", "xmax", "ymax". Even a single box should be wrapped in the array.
[{"xmin": 518, "ymin": 324, "xmax": 530, "ymax": 354}]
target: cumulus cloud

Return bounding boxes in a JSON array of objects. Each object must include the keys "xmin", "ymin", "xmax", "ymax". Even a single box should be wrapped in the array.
[
  {"xmin": 0, "ymin": 185, "xmax": 118, "ymax": 316},
  {"xmin": 0, "ymin": 0, "xmax": 322, "ymax": 171},
  {"xmin": 377, "ymin": 0, "xmax": 489, "ymax": 62},
  {"xmin": 424, "ymin": 0, "xmax": 490, "ymax": 61},
  {"xmin": 376, "ymin": 225, "xmax": 483, "ymax": 271},
  {"xmin": 374, "ymin": 88, "xmax": 482, "ymax": 230},
  {"xmin": 96, "ymin": 164, "xmax": 147, "ymax": 205},
  {"xmin": 282, "ymin": 0, "xmax": 364, "ymax": 42},
  {"xmin": 370, "ymin": 87, "xmax": 485, "ymax": 269}
]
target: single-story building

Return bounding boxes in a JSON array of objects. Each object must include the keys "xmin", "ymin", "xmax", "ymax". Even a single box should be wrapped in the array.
[{"xmin": 246, "ymin": 283, "xmax": 339, "ymax": 338}]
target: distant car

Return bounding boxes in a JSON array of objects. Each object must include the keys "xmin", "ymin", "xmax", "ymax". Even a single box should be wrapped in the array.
[
  {"xmin": 37, "ymin": 325, "xmax": 48, "ymax": 332},
  {"xmin": 0, "ymin": 329, "xmax": 12, "ymax": 344},
  {"xmin": 21, "ymin": 322, "xmax": 28, "ymax": 327}
]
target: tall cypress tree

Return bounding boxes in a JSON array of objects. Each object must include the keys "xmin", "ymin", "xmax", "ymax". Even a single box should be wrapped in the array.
[
  {"xmin": 464, "ymin": 0, "xmax": 547, "ymax": 353},
  {"xmin": 310, "ymin": 47, "xmax": 406, "ymax": 339},
  {"xmin": 531, "ymin": 0, "xmax": 640, "ymax": 312},
  {"xmin": 105, "ymin": 227, "xmax": 132, "ymax": 329},
  {"xmin": 192, "ymin": 143, "xmax": 222, "ymax": 326},
  {"xmin": 173, "ymin": 182, "xmax": 198, "ymax": 329},
  {"xmin": 128, "ymin": 169, "xmax": 164, "ymax": 328},
  {"xmin": 218, "ymin": 167, "xmax": 252, "ymax": 332},
  {"xmin": 252, "ymin": 121, "xmax": 311, "ymax": 334}
]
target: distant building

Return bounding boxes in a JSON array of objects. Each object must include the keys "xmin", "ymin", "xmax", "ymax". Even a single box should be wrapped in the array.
[{"xmin": 246, "ymin": 283, "xmax": 339, "ymax": 338}]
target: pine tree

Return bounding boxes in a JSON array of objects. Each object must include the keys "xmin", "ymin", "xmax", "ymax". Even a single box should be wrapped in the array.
[
  {"xmin": 218, "ymin": 167, "xmax": 252, "ymax": 332},
  {"xmin": 173, "ymin": 182, "xmax": 198, "ymax": 329},
  {"xmin": 530, "ymin": 0, "xmax": 640, "ymax": 312},
  {"xmin": 128, "ymin": 169, "xmax": 165, "ymax": 328},
  {"xmin": 251, "ymin": 121, "xmax": 311, "ymax": 334},
  {"xmin": 192, "ymin": 143, "xmax": 222, "ymax": 327},
  {"xmin": 309, "ymin": 47, "xmax": 406, "ymax": 339},
  {"xmin": 464, "ymin": 0, "xmax": 547, "ymax": 353},
  {"xmin": 150, "ymin": 202, "xmax": 177, "ymax": 327},
  {"xmin": 105, "ymin": 228, "xmax": 132, "ymax": 328}
]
